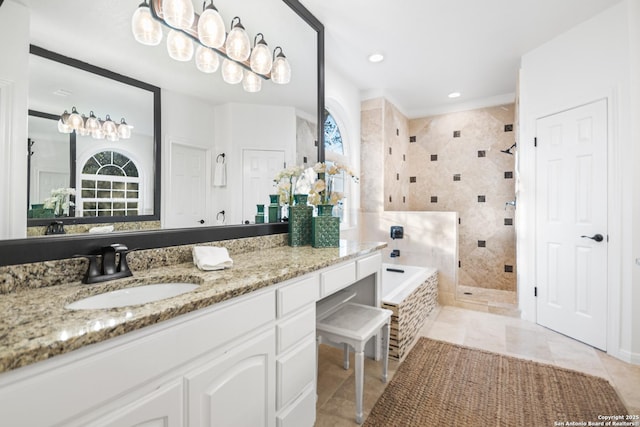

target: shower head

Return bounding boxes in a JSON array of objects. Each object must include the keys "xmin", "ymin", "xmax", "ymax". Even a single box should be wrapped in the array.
[{"xmin": 500, "ymin": 143, "xmax": 517, "ymax": 155}]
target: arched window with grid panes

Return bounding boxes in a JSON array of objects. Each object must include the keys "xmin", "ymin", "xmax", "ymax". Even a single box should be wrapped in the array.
[
  {"xmin": 78, "ymin": 150, "xmax": 141, "ymax": 217},
  {"xmin": 323, "ymin": 108, "xmax": 354, "ymax": 225}
]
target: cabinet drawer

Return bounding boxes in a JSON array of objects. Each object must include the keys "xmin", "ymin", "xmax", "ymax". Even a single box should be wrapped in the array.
[
  {"xmin": 277, "ymin": 384, "xmax": 316, "ymax": 427},
  {"xmin": 277, "ymin": 275, "xmax": 319, "ymax": 318},
  {"xmin": 276, "ymin": 306, "xmax": 315, "ymax": 355},
  {"xmin": 276, "ymin": 335, "xmax": 315, "ymax": 410},
  {"xmin": 357, "ymin": 252, "xmax": 381, "ymax": 280},
  {"xmin": 320, "ymin": 262, "xmax": 356, "ymax": 297}
]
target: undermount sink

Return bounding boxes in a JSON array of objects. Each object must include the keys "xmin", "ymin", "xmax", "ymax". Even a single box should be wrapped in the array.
[{"xmin": 65, "ymin": 283, "xmax": 200, "ymax": 310}]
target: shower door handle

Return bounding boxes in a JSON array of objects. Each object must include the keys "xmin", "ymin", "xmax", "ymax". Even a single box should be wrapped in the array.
[{"xmin": 581, "ymin": 234, "xmax": 604, "ymax": 242}]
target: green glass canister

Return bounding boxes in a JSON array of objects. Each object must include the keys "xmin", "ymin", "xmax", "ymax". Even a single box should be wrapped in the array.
[
  {"xmin": 311, "ymin": 204, "xmax": 340, "ymax": 248},
  {"xmin": 255, "ymin": 204, "xmax": 265, "ymax": 224},
  {"xmin": 268, "ymin": 194, "xmax": 281, "ymax": 223},
  {"xmin": 288, "ymin": 194, "xmax": 313, "ymax": 246}
]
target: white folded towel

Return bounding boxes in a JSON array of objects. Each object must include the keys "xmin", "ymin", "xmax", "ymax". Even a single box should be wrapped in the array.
[
  {"xmin": 89, "ymin": 225, "xmax": 114, "ymax": 233},
  {"xmin": 193, "ymin": 246, "xmax": 233, "ymax": 271}
]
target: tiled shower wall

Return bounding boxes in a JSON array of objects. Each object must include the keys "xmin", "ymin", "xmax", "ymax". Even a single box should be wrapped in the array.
[
  {"xmin": 407, "ymin": 105, "xmax": 516, "ymax": 291},
  {"xmin": 360, "ymin": 98, "xmax": 516, "ymax": 292}
]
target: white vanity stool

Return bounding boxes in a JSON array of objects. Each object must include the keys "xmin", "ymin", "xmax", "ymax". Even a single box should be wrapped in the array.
[{"xmin": 316, "ymin": 298, "xmax": 392, "ymax": 425}]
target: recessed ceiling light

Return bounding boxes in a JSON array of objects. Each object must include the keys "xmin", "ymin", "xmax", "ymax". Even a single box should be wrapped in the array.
[
  {"xmin": 368, "ymin": 53, "xmax": 384, "ymax": 63},
  {"xmin": 448, "ymin": 92, "xmax": 461, "ymax": 98},
  {"xmin": 53, "ymin": 89, "xmax": 73, "ymax": 97}
]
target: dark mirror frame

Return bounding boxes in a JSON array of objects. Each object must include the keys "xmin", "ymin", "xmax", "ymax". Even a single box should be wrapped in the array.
[
  {"xmin": 27, "ymin": 45, "xmax": 162, "ymax": 227},
  {"xmin": 0, "ymin": 0, "xmax": 324, "ymax": 266}
]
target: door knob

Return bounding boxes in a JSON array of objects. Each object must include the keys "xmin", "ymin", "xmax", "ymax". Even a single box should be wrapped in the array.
[
  {"xmin": 199, "ymin": 219, "xmax": 205, "ymax": 224},
  {"xmin": 581, "ymin": 234, "xmax": 604, "ymax": 242}
]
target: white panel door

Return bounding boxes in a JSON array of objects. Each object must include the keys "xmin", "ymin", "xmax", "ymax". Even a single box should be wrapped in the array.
[
  {"xmin": 167, "ymin": 143, "xmax": 209, "ymax": 228},
  {"xmin": 535, "ymin": 99, "xmax": 608, "ymax": 350},
  {"xmin": 242, "ymin": 149, "xmax": 285, "ymax": 223}
]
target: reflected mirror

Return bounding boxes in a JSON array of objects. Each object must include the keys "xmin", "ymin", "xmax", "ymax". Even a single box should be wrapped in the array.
[{"xmin": 15, "ymin": 0, "xmax": 320, "ymax": 238}]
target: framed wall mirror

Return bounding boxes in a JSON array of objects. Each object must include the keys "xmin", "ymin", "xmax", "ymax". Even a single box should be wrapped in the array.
[{"xmin": 0, "ymin": 0, "xmax": 324, "ymax": 265}]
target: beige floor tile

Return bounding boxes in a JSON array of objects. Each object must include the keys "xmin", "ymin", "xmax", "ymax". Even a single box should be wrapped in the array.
[{"xmin": 315, "ymin": 305, "xmax": 640, "ymax": 426}]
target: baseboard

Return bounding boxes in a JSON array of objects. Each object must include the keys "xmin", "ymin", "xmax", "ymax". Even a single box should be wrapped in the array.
[{"xmin": 614, "ymin": 348, "xmax": 640, "ymax": 366}]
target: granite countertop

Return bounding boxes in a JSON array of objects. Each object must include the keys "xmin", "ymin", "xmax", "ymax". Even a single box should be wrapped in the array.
[{"xmin": 0, "ymin": 240, "xmax": 385, "ymax": 374}]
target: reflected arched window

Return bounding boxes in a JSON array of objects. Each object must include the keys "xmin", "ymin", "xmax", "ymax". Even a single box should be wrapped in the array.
[
  {"xmin": 79, "ymin": 150, "xmax": 140, "ymax": 217},
  {"xmin": 324, "ymin": 110, "xmax": 344, "ymax": 155}
]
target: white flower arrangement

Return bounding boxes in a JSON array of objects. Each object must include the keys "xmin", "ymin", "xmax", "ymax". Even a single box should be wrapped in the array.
[
  {"xmin": 273, "ymin": 165, "xmax": 306, "ymax": 205},
  {"xmin": 308, "ymin": 162, "xmax": 358, "ymax": 206},
  {"xmin": 43, "ymin": 187, "xmax": 76, "ymax": 216}
]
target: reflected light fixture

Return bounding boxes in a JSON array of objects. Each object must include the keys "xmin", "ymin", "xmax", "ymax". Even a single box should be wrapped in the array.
[
  {"xmin": 131, "ymin": 1, "xmax": 163, "ymax": 46},
  {"xmin": 225, "ymin": 17, "xmax": 251, "ymax": 62},
  {"xmin": 195, "ymin": 45, "xmax": 220, "ymax": 73},
  {"xmin": 167, "ymin": 29, "xmax": 194, "ymax": 61},
  {"xmin": 198, "ymin": 1, "xmax": 225, "ymax": 48},
  {"xmin": 162, "ymin": 0, "xmax": 194, "ymax": 30},
  {"xmin": 250, "ymin": 33, "xmax": 272, "ymax": 75},
  {"xmin": 221, "ymin": 58, "xmax": 243, "ymax": 84},
  {"xmin": 57, "ymin": 108, "xmax": 132, "ymax": 141},
  {"xmin": 242, "ymin": 70, "xmax": 262, "ymax": 93},
  {"xmin": 133, "ymin": 0, "xmax": 291, "ymax": 92},
  {"xmin": 271, "ymin": 46, "xmax": 291, "ymax": 84},
  {"xmin": 448, "ymin": 91, "xmax": 461, "ymax": 98}
]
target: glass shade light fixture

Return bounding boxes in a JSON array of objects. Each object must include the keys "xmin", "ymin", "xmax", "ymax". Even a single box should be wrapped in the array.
[
  {"xmin": 221, "ymin": 58, "xmax": 243, "ymax": 84},
  {"xmin": 250, "ymin": 33, "xmax": 272, "ymax": 75},
  {"xmin": 167, "ymin": 29, "xmax": 194, "ymax": 61},
  {"xmin": 133, "ymin": 0, "xmax": 291, "ymax": 91},
  {"xmin": 131, "ymin": 1, "xmax": 163, "ymax": 46},
  {"xmin": 271, "ymin": 46, "xmax": 291, "ymax": 84},
  {"xmin": 225, "ymin": 17, "xmax": 250, "ymax": 62},
  {"xmin": 118, "ymin": 118, "xmax": 133, "ymax": 139},
  {"xmin": 195, "ymin": 45, "xmax": 220, "ymax": 73},
  {"xmin": 197, "ymin": 0, "xmax": 225, "ymax": 48},
  {"xmin": 162, "ymin": 0, "xmax": 194, "ymax": 30},
  {"xmin": 57, "ymin": 108, "xmax": 132, "ymax": 140},
  {"xmin": 242, "ymin": 70, "xmax": 262, "ymax": 93}
]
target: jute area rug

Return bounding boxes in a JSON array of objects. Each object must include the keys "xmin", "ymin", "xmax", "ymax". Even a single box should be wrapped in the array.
[{"xmin": 364, "ymin": 338, "xmax": 628, "ymax": 426}]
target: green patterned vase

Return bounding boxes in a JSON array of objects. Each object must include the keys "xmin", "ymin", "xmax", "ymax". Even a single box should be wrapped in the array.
[
  {"xmin": 255, "ymin": 204, "xmax": 265, "ymax": 224},
  {"xmin": 288, "ymin": 194, "xmax": 312, "ymax": 246},
  {"xmin": 312, "ymin": 204, "xmax": 340, "ymax": 248}
]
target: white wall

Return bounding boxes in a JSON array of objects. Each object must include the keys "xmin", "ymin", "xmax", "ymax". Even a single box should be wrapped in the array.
[
  {"xmin": 213, "ymin": 103, "xmax": 296, "ymax": 225},
  {"xmin": 0, "ymin": 0, "xmax": 29, "ymax": 239},
  {"xmin": 519, "ymin": 1, "xmax": 639, "ymax": 363}
]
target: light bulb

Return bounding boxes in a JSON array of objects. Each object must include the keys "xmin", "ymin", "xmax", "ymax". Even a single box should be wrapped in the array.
[
  {"xmin": 198, "ymin": 2, "xmax": 225, "ymax": 48},
  {"xmin": 131, "ymin": 1, "xmax": 163, "ymax": 46},
  {"xmin": 221, "ymin": 59, "xmax": 243, "ymax": 84},
  {"xmin": 92, "ymin": 124, "xmax": 105, "ymax": 139},
  {"xmin": 67, "ymin": 107, "xmax": 84, "ymax": 131},
  {"xmin": 57, "ymin": 110, "xmax": 71, "ymax": 133},
  {"xmin": 271, "ymin": 47, "xmax": 291, "ymax": 84},
  {"xmin": 225, "ymin": 17, "xmax": 250, "ymax": 62},
  {"xmin": 85, "ymin": 111, "xmax": 101, "ymax": 132},
  {"xmin": 162, "ymin": 0, "xmax": 194, "ymax": 30},
  {"xmin": 195, "ymin": 45, "xmax": 220, "ymax": 73},
  {"xmin": 118, "ymin": 118, "xmax": 132, "ymax": 139},
  {"xmin": 77, "ymin": 116, "xmax": 91, "ymax": 136},
  {"xmin": 102, "ymin": 115, "xmax": 118, "ymax": 136},
  {"xmin": 167, "ymin": 29, "xmax": 194, "ymax": 61},
  {"xmin": 242, "ymin": 70, "xmax": 262, "ymax": 93},
  {"xmin": 250, "ymin": 33, "xmax": 272, "ymax": 75}
]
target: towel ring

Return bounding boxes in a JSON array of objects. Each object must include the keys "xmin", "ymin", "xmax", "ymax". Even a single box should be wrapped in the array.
[
  {"xmin": 216, "ymin": 210, "xmax": 226, "ymax": 221},
  {"xmin": 216, "ymin": 153, "xmax": 226, "ymax": 163}
]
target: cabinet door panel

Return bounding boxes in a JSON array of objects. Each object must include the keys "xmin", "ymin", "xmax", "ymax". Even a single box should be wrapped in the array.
[
  {"xmin": 87, "ymin": 381, "xmax": 182, "ymax": 427},
  {"xmin": 186, "ymin": 330, "xmax": 275, "ymax": 427},
  {"xmin": 276, "ymin": 335, "xmax": 315, "ymax": 410}
]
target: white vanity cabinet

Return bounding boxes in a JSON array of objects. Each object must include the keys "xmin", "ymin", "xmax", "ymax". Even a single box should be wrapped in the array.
[{"xmin": 0, "ymin": 251, "xmax": 382, "ymax": 427}]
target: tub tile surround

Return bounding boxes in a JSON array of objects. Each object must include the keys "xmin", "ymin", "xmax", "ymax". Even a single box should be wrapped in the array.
[
  {"xmin": 0, "ymin": 237, "xmax": 385, "ymax": 373},
  {"xmin": 382, "ymin": 269, "xmax": 438, "ymax": 360}
]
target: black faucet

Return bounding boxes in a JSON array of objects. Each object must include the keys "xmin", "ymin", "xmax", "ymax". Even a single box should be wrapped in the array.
[{"xmin": 80, "ymin": 244, "xmax": 133, "ymax": 284}]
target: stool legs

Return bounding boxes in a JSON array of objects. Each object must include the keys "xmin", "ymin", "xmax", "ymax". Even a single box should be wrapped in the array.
[
  {"xmin": 343, "ymin": 343, "xmax": 350, "ymax": 369},
  {"xmin": 382, "ymin": 320, "xmax": 390, "ymax": 383},
  {"xmin": 354, "ymin": 348, "xmax": 365, "ymax": 424}
]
